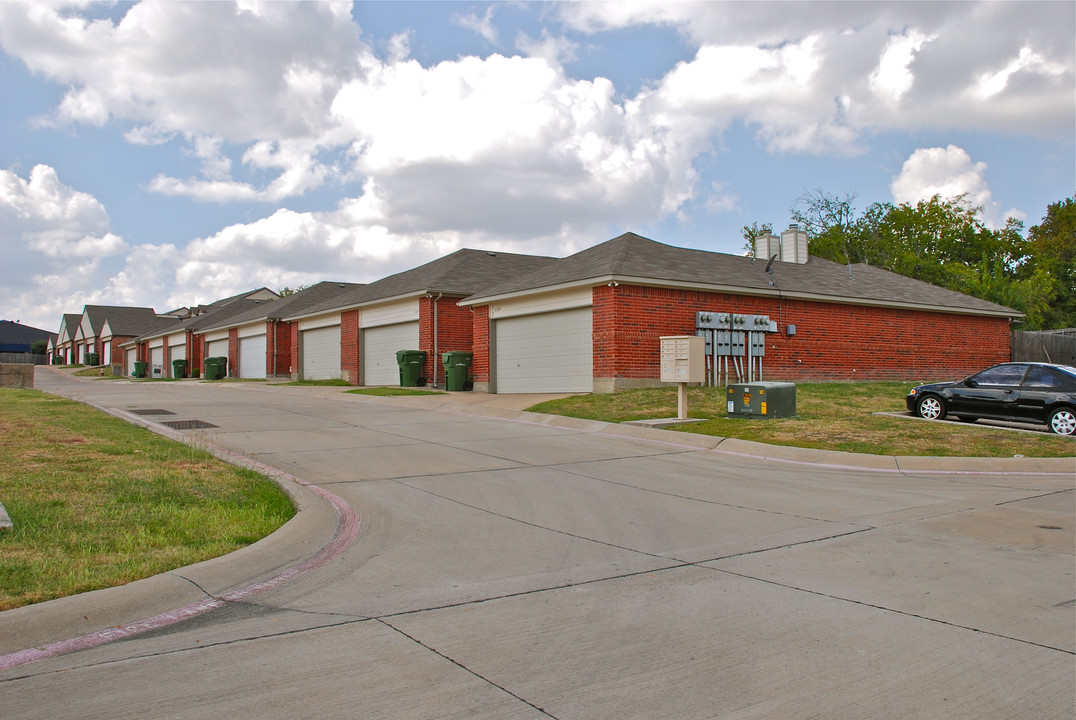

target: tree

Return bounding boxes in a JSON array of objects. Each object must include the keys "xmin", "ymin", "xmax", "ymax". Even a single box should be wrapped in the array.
[
  {"xmin": 757, "ymin": 191, "xmax": 1070, "ymax": 329},
  {"xmin": 278, "ymin": 284, "xmax": 311, "ymax": 297},
  {"xmin": 741, "ymin": 221, "xmax": 773, "ymax": 257},
  {"xmin": 1020, "ymin": 197, "xmax": 1076, "ymax": 329}
]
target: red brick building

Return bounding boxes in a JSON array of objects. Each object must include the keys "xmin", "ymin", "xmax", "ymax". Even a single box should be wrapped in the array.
[{"xmin": 460, "ymin": 232, "xmax": 1020, "ymax": 393}]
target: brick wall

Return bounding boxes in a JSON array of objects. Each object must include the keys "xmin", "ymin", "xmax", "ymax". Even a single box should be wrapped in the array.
[
  {"xmin": 419, "ymin": 296, "xmax": 473, "ymax": 386},
  {"xmin": 228, "ymin": 329, "xmax": 239, "ymax": 378},
  {"xmin": 289, "ymin": 323, "xmax": 300, "ymax": 378},
  {"xmin": 340, "ymin": 310, "xmax": 361, "ymax": 385},
  {"xmin": 595, "ymin": 284, "xmax": 1012, "ymax": 385},
  {"xmin": 268, "ymin": 321, "xmax": 293, "ymax": 377},
  {"xmin": 190, "ymin": 333, "xmax": 204, "ymax": 376}
]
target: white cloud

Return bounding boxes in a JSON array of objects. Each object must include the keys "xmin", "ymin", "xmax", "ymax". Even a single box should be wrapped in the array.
[
  {"xmin": 453, "ymin": 6, "xmax": 499, "ymax": 44},
  {"xmin": 870, "ymin": 30, "xmax": 935, "ymax": 105},
  {"xmin": 0, "ymin": 165, "xmax": 129, "ymax": 329},
  {"xmin": 890, "ymin": 145, "xmax": 1020, "ymax": 228}
]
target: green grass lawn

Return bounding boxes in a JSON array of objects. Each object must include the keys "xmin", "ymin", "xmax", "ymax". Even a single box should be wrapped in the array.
[
  {"xmin": 0, "ymin": 389, "xmax": 295, "ymax": 610},
  {"xmin": 528, "ymin": 383, "xmax": 1076, "ymax": 458}
]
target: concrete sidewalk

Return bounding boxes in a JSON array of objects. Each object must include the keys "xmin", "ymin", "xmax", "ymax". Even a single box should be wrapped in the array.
[{"xmin": 1, "ymin": 367, "xmax": 1073, "ymax": 719}]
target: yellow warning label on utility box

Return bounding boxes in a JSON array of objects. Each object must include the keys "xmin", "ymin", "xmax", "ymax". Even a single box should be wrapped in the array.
[{"xmin": 761, "ymin": 402, "xmax": 768, "ymax": 415}]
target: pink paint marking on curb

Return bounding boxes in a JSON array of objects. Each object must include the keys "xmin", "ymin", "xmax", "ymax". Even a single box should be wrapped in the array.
[{"xmin": 0, "ymin": 434, "xmax": 360, "ymax": 672}]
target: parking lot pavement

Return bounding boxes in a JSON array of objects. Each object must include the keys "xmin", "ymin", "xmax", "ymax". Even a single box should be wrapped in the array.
[{"xmin": 1, "ymin": 368, "xmax": 1072, "ymax": 719}]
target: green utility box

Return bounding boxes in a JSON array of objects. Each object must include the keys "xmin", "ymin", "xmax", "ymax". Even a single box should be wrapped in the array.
[
  {"xmin": 396, "ymin": 350, "xmax": 427, "ymax": 387},
  {"xmin": 727, "ymin": 382, "xmax": 796, "ymax": 419},
  {"xmin": 133, "ymin": 361, "xmax": 147, "ymax": 378},
  {"xmin": 85, "ymin": 353, "xmax": 100, "ymax": 367},
  {"xmin": 172, "ymin": 359, "xmax": 187, "ymax": 379},
  {"xmin": 441, "ymin": 351, "xmax": 473, "ymax": 391},
  {"xmin": 205, "ymin": 356, "xmax": 228, "ymax": 380}
]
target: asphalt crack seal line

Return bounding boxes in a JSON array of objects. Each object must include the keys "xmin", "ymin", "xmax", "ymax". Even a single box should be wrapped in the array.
[{"xmin": 0, "ymin": 412, "xmax": 361, "ymax": 672}]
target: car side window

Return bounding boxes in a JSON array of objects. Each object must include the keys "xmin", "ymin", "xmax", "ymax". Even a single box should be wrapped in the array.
[
  {"xmin": 1023, "ymin": 366, "xmax": 1064, "ymax": 388},
  {"xmin": 972, "ymin": 364, "xmax": 1027, "ymax": 386}
]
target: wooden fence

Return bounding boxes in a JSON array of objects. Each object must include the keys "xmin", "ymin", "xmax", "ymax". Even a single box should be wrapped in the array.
[
  {"xmin": 0, "ymin": 353, "xmax": 49, "ymax": 365},
  {"xmin": 1011, "ymin": 329, "xmax": 1076, "ymax": 366}
]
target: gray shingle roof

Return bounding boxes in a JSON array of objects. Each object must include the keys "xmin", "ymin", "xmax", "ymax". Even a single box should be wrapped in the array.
[
  {"xmin": 82, "ymin": 305, "xmax": 159, "ymax": 335},
  {"xmin": 196, "ymin": 281, "xmax": 365, "ymax": 332},
  {"xmin": 0, "ymin": 320, "xmax": 55, "ymax": 345},
  {"xmin": 463, "ymin": 232, "xmax": 1019, "ymax": 317},
  {"xmin": 286, "ymin": 249, "xmax": 558, "ymax": 320},
  {"xmin": 130, "ymin": 288, "xmax": 280, "ymax": 341}
]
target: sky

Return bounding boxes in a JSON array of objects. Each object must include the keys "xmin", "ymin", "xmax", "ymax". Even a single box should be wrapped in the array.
[{"xmin": 1, "ymin": 1, "xmax": 1073, "ymax": 333}]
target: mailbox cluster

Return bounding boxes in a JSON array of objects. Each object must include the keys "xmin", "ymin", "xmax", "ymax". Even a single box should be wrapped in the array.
[{"xmin": 695, "ymin": 311, "xmax": 776, "ymax": 386}]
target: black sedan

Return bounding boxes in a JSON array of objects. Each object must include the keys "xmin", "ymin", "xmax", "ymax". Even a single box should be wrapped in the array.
[{"xmin": 906, "ymin": 362, "xmax": 1076, "ymax": 436}]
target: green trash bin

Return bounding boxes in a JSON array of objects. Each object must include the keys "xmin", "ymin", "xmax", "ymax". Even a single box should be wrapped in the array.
[
  {"xmin": 395, "ymin": 350, "xmax": 427, "ymax": 387},
  {"xmin": 85, "ymin": 352, "xmax": 100, "ymax": 366},
  {"xmin": 441, "ymin": 351, "xmax": 473, "ymax": 391},
  {"xmin": 133, "ymin": 361, "xmax": 147, "ymax": 378},
  {"xmin": 172, "ymin": 359, "xmax": 187, "ymax": 379},
  {"xmin": 205, "ymin": 356, "xmax": 227, "ymax": 380}
]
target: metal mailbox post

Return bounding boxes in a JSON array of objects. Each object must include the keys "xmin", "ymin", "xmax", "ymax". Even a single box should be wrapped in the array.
[{"xmin": 660, "ymin": 335, "xmax": 705, "ymax": 420}]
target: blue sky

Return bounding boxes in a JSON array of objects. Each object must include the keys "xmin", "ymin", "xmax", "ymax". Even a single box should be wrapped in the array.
[{"xmin": 1, "ymin": 1, "xmax": 1073, "ymax": 332}]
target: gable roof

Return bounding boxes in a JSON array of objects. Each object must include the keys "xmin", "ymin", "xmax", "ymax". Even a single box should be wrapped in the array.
[
  {"xmin": 196, "ymin": 281, "xmax": 365, "ymax": 332},
  {"xmin": 285, "ymin": 248, "xmax": 558, "ymax": 320},
  {"xmin": 57, "ymin": 314, "xmax": 82, "ymax": 342},
  {"xmin": 129, "ymin": 288, "xmax": 281, "ymax": 342},
  {"xmin": 80, "ymin": 305, "xmax": 158, "ymax": 337},
  {"xmin": 461, "ymin": 232, "xmax": 1020, "ymax": 318}
]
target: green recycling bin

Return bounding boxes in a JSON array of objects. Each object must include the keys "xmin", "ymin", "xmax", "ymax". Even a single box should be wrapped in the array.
[
  {"xmin": 205, "ymin": 356, "xmax": 227, "ymax": 380},
  {"xmin": 172, "ymin": 359, "xmax": 187, "ymax": 379},
  {"xmin": 441, "ymin": 351, "xmax": 473, "ymax": 391},
  {"xmin": 133, "ymin": 361, "xmax": 147, "ymax": 378},
  {"xmin": 395, "ymin": 350, "xmax": 427, "ymax": 387}
]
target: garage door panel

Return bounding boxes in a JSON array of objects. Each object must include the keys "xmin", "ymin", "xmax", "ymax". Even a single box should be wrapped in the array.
[
  {"xmin": 302, "ymin": 326, "xmax": 340, "ymax": 380},
  {"xmin": 363, "ymin": 322, "xmax": 419, "ymax": 386},
  {"xmin": 238, "ymin": 334, "xmax": 266, "ymax": 379},
  {"xmin": 494, "ymin": 308, "xmax": 592, "ymax": 393},
  {"xmin": 149, "ymin": 346, "xmax": 164, "ymax": 378}
]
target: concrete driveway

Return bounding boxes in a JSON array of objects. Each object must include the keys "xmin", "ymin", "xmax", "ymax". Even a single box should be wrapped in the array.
[{"xmin": 1, "ymin": 368, "xmax": 1073, "ymax": 719}]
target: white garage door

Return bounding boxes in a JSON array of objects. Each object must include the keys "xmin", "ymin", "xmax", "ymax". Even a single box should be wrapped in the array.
[
  {"xmin": 125, "ymin": 348, "xmax": 136, "ymax": 376},
  {"xmin": 301, "ymin": 325, "xmax": 340, "ymax": 380},
  {"xmin": 362, "ymin": 322, "xmax": 420, "ymax": 385},
  {"xmin": 150, "ymin": 346, "xmax": 164, "ymax": 377},
  {"xmin": 206, "ymin": 339, "xmax": 228, "ymax": 358},
  {"xmin": 238, "ymin": 334, "xmax": 266, "ymax": 379},
  {"xmin": 494, "ymin": 307, "xmax": 592, "ymax": 393},
  {"xmin": 167, "ymin": 342, "xmax": 185, "ymax": 378},
  {"xmin": 103, "ymin": 342, "xmax": 111, "ymax": 365}
]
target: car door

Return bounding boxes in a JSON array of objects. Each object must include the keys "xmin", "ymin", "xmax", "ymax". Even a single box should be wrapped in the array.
[
  {"xmin": 1016, "ymin": 365, "xmax": 1067, "ymax": 422},
  {"xmin": 949, "ymin": 364, "xmax": 1028, "ymax": 419}
]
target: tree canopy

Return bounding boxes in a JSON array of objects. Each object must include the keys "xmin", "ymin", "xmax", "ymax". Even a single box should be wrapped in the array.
[{"xmin": 749, "ymin": 191, "xmax": 1075, "ymax": 330}]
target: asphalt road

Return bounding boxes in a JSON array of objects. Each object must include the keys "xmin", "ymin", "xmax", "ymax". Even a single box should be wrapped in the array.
[{"xmin": 1, "ymin": 368, "xmax": 1073, "ymax": 719}]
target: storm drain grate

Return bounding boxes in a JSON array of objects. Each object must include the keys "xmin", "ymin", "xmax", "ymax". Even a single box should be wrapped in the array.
[
  {"xmin": 128, "ymin": 408, "xmax": 176, "ymax": 416},
  {"xmin": 160, "ymin": 420, "xmax": 218, "ymax": 430}
]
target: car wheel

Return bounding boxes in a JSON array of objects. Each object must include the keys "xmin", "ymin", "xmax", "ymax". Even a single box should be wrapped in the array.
[
  {"xmin": 1047, "ymin": 407, "xmax": 1076, "ymax": 436},
  {"xmin": 916, "ymin": 394, "xmax": 946, "ymax": 421}
]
